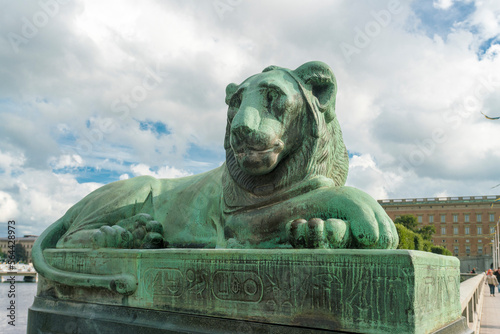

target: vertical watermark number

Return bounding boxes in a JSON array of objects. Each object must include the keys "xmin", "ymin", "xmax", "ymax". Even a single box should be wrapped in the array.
[{"xmin": 6, "ymin": 220, "xmax": 16, "ymax": 327}]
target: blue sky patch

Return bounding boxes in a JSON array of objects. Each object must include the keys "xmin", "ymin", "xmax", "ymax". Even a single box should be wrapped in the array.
[
  {"xmin": 478, "ymin": 36, "xmax": 500, "ymax": 59},
  {"xmin": 184, "ymin": 144, "xmax": 225, "ymax": 173},
  {"xmin": 10, "ymin": 169, "xmax": 24, "ymax": 177},
  {"xmin": 138, "ymin": 119, "xmax": 170, "ymax": 138},
  {"xmin": 411, "ymin": 0, "xmax": 475, "ymax": 39},
  {"xmin": 53, "ymin": 159, "xmax": 133, "ymax": 184},
  {"xmin": 348, "ymin": 151, "xmax": 361, "ymax": 159},
  {"xmin": 74, "ymin": 167, "xmax": 124, "ymax": 184},
  {"xmin": 56, "ymin": 131, "xmax": 78, "ymax": 146},
  {"xmin": 35, "ymin": 97, "xmax": 49, "ymax": 104},
  {"xmin": 0, "ymin": 98, "xmax": 13, "ymax": 105}
]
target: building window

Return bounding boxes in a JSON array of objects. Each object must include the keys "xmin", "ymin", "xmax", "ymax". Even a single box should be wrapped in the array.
[
  {"xmin": 441, "ymin": 227, "xmax": 446, "ymax": 235},
  {"xmin": 465, "ymin": 214, "xmax": 470, "ymax": 223},
  {"xmin": 454, "ymin": 239, "xmax": 458, "ymax": 243},
  {"xmin": 429, "ymin": 215, "xmax": 434, "ymax": 223},
  {"xmin": 440, "ymin": 214, "xmax": 446, "ymax": 223},
  {"xmin": 453, "ymin": 214, "xmax": 458, "ymax": 223},
  {"xmin": 454, "ymin": 246, "xmax": 459, "ymax": 255},
  {"xmin": 491, "ymin": 226, "xmax": 496, "ymax": 234},
  {"xmin": 465, "ymin": 227, "xmax": 470, "ymax": 235},
  {"xmin": 490, "ymin": 214, "xmax": 495, "ymax": 222},
  {"xmin": 466, "ymin": 246, "xmax": 470, "ymax": 254},
  {"xmin": 442, "ymin": 239, "xmax": 446, "ymax": 243},
  {"xmin": 478, "ymin": 246, "xmax": 483, "ymax": 255},
  {"xmin": 453, "ymin": 227, "xmax": 458, "ymax": 235},
  {"xmin": 417, "ymin": 215, "xmax": 422, "ymax": 223},
  {"xmin": 477, "ymin": 226, "xmax": 482, "ymax": 235},
  {"xmin": 466, "ymin": 239, "xmax": 470, "ymax": 243},
  {"xmin": 478, "ymin": 239, "xmax": 482, "ymax": 243},
  {"xmin": 477, "ymin": 214, "xmax": 482, "ymax": 222}
]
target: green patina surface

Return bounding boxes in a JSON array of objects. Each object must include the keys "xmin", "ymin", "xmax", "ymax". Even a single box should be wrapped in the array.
[
  {"xmin": 32, "ymin": 61, "xmax": 399, "ymax": 294},
  {"xmin": 38, "ymin": 248, "xmax": 461, "ymax": 334},
  {"xmin": 30, "ymin": 61, "xmax": 467, "ymax": 334}
]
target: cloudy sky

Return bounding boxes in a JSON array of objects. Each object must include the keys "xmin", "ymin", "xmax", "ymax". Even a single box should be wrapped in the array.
[{"xmin": 0, "ymin": 0, "xmax": 499, "ymax": 236}]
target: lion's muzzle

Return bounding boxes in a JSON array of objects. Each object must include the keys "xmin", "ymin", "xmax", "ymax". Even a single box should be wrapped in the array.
[
  {"xmin": 231, "ymin": 137, "xmax": 284, "ymax": 176},
  {"xmin": 231, "ymin": 121, "xmax": 285, "ymax": 175}
]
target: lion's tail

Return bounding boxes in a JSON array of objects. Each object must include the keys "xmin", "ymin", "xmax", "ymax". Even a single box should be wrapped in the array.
[{"xmin": 32, "ymin": 219, "xmax": 137, "ymax": 295}]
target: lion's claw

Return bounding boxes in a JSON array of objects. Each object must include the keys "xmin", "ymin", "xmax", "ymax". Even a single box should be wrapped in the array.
[
  {"xmin": 91, "ymin": 213, "xmax": 166, "ymax": 249},
  {"xmin": 92, "ymin": 225, "xmax": 133, "ymax": 249},
  {"xmin": 287, "ymin": 218, "xmax": 351, "ymax": 249}
]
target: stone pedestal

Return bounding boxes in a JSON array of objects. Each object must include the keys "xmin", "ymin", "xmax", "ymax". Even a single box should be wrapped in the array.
[{"xmin": 28, "ymin": 249, "xmax": 470, "ymax": 334}]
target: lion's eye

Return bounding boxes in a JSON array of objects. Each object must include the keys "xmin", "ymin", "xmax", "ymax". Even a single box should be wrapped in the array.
[
  {"xmin": 228, "ymin": 94, "xmax": 241, "ymax": 120},
  {"xmin": 267, "ymin": 90, "xmax": 279, "ymax": 105},
  {"xmin": 229, "ymin": 94, "xmax": 241, "ymax": 109}
]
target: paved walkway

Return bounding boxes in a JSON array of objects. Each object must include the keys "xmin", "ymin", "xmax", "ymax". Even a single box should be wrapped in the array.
[{"xmin": 480, "ymin": 284, "xmax": 500, "ymax": 333}]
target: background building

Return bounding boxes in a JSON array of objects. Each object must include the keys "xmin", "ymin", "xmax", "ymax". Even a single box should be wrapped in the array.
[
  {"xmin": 0, "ymin": 235, "xmax": 38, "ymax": 263},
  {"xmin": 379, "ymin": 195, "xmax": 500, "ymax": 273}
]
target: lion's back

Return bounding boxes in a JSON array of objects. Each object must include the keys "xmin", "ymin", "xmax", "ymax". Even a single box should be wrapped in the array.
[{"xmin": 60, "ymin": 166, "xmax": 224, "ymax": 247}]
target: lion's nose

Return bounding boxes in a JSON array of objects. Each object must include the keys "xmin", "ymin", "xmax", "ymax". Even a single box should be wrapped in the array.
[
  {"xmin": 231, "ymin": 106, "xmax": 261, "ymax": 134},
  {"xmin": 230, "ymin": 106, "xmax": 262, "ymax": 149}
]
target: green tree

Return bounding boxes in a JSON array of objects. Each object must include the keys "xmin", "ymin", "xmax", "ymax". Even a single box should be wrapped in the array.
[
  {"xmin": 0, "ymin": 251, "xmax": 6, "ymax": 260},
  {"xmin": 417, "ymin": 225, "xmax": 436, "ymax": 241},
  {"xmin": 14, "ymin": 244, "xmax": 28, "ymax": 263},
  {"xmin": 394, "ymin": 224, "xmax": 451, "ymax": 256},
  {"xmin": 395, "ymin": 224, "xmax": 415, "ymax": 250},
  {"xmin": 395, "ymin": 214, "xmax": 436, "ymax": 241},
  {"xmin": 394, "ymin": 214, "xmax": 419, "ymax": 231},
  {"xmin": 430, "ymin": 246, "xmax": 453, "ymax": 256}
]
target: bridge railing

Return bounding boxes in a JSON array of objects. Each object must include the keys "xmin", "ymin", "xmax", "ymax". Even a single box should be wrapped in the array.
[
  {"xmin": 460, "ymin": 273, "xmax": 485, "ymax": 333},
  {"xmin": 0, "ymin": 263, "xmax": 38, "ymax": 282}
]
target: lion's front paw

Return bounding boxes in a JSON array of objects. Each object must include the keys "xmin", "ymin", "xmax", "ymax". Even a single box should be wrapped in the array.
[
  {"xmin": 92, "ymin": 213, "xmax": 166, "ymax": 249},
  {"xmin": 92, "ymin": 225, "xmax": 133, "ymax": 249},
  {"xmin": 286, "ymin": 218, "xmax": 351, "ymax": 249}
]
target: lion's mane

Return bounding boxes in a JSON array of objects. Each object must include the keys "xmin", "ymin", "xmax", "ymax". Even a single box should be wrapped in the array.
[{"xmin": 223, "ymin": 63, "xmax": 349, "ymax": 198}]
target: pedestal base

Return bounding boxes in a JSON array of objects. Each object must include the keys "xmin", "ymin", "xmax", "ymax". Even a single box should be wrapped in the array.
[{"xmin": 28, "ymin": 249, "xmax": 467, "ymax": 334}]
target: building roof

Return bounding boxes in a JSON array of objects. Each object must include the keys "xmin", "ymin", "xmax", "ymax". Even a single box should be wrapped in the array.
[
  {"xmin": 378, "ymin": 195, "xmax": 500, "ymax": 207},
  {"xmin": 0, "ymin": 236, "xmax": 38, "ymax": 241}
]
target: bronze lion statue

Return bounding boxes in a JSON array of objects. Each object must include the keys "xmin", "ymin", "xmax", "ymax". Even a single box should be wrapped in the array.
[{"xmin": 33, "ymin": 61, "xmax": 398, "ymax": 294}]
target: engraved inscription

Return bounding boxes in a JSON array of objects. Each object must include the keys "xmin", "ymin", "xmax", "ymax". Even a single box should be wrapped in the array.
[
  {"xmin": 144, "ymin": 268, "xmax": 184, "ymax": 297},
  {"xmin": 212, "ymin": 270, "xmax": 263, "ymax": 302},
  {"xmin": 143, "ymin": 267, "xmax": 263, "ymax": 303},
  {"xmin": 186, "ymin": 269, "xmax": 209, "ymax": 297},
  {"xmin": 136, "ymin": 256, "xmax": 453, "ymax": 333}
]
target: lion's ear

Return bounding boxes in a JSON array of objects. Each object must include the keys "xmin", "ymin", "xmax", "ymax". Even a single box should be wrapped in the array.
[
  {"xmin": 293, "ymin": 61, "xmax": 337, "ymax": 123},
  {"xmin": 225, "ymin": 83, "xmax": 239, "ymax": 105},
  {"xmin": 262, "ymin": 65, "xmax": 281, "ymax": 72}
]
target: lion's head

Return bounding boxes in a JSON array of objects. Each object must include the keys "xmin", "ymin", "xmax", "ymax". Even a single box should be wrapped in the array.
[{"xmin": 223, "ymin": 61, "xmax": 349, "ymax": 197}]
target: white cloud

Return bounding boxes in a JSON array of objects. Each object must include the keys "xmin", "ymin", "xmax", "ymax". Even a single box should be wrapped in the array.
[
  {"xmin": 0, "ymin": 150, "xmax": 25, "ymax": 173},
  {"xmin": 433, "ymin": 0, "xmax": 455, "ymax": 10},
  {"xmin": 119, "ymin": 173, "xmax": 130, "ymax": 180},
  {"xmin": 1, "ymin": 0, "xmax": 500, "ymax": 237},
  {"xmin": 467, "ymin": 0, "xmax": 500, "ymax": 39},
  {"xmin": 0, "ymin": 149, "xmax": 101, "ymax": 235},
  {"xmin": 347, "ymin": 154, "xmax": 402, "ymax": 200},
  {"xmin": 0, "ymin": 191, "xmax": 19, "ymax": 222},
  {"xmin": 12, "ymin": 170, "xmax": 103, "ymax": 235},
  {"xmin": 130, "ymin": 163, "xmax": 191, "ymax": 179},
  {"xmin": 49, "ymin": 154, "xmax": 83, "ymax": 169}
]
